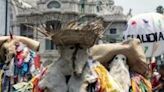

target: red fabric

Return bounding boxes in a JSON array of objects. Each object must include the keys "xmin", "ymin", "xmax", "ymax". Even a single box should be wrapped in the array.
[
  {"xmin": 16, "ymin": 51, "xmax": 24, "ymax": 67},
  {"xmin": 32, "ymin": 77, "xmax": 44, "ymax": 92},
  {"xmin": 151, "ymin": 62, "xmax": 157, "ymax": 71},
  {"xmin": 32, "ymin": 67, "xmax": 47, "ymax": 92},
  {"xmin": 16, "ymin": 51, "xmax": 23, "ymax": 60},
  {"xmin": 152, "ymin": 75, "xmax": 160, "ymax": 88},
  {"xmin": 34, "ymin": 54, "xmax": 41, "ymax": 69}
]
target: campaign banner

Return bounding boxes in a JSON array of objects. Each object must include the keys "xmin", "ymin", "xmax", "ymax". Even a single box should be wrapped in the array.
[{"xmin": 123, "ymin": 13, "xmax": 164, "ymax": 57}]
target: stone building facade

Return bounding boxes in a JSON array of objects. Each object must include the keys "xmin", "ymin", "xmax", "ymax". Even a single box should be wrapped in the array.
[{"xmin": 10, "ymin": 0, "xmax": 128, "ymax": 62}]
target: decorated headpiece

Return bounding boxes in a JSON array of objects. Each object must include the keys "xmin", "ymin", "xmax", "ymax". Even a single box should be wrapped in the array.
[
  {"xmin": 35, "ymin": 17, "xmax": 104, "ymax": 47},
  {"xmin": 52, "ymin": 19, "xmax": 104, "ymax": 47}
]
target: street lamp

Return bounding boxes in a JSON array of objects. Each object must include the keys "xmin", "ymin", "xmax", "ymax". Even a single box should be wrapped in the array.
[{"xmin": 5, "ymin": 0, "xmax": 8, "ymax": 36}]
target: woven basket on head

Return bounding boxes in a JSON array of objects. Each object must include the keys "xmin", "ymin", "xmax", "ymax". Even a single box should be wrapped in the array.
[
  {"xmin": 51, "ymin": 19, "xmax": 104, "ymax": 47},
  {"xmin": 90, "ymin": 38, "xmax": 149, "ymax": 76}
]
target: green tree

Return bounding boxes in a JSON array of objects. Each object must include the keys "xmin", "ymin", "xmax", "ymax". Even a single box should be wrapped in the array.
[{"xmin": 156, "ymin": 5, "xmax": 164, "ymax": 14}]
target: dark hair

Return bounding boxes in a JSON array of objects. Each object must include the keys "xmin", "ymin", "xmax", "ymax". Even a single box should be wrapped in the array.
[{"xmin": 159, "ymin": 64, "xmax": 164, "ymax": 70}]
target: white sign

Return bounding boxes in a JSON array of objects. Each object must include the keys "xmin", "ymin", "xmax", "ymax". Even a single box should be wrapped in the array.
[{"xmin": 123, "ymin": 13, "xmax": 164, "ymax": 57}]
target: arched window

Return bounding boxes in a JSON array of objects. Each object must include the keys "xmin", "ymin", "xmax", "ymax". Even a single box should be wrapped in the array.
[{"xmin": 47, "ymin": 1, "xmax": 61, "ymax": 9}]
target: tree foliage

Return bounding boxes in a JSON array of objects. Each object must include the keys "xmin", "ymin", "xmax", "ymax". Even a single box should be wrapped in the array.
[{"xmin": 156, "ymin": 5, "xmax": 164, "ymax": 14}]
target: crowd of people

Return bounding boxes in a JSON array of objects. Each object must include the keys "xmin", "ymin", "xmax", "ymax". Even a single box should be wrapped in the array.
[
  {"xmin": 0, "ymin": 40, "xmax": 163, "ymax": 92},
  {"xmin": 0, "ymin": 12, "xmax": 164, "ymax": 92},
  {"xmin": 149, "ymin": 57, "xmax": 164, "ymax": 92}
]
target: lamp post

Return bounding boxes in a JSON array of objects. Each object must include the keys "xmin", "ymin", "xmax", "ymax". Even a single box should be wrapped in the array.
[{"xmin": 5, "ymin": 0, "xmax": 8, "ymax": 36}]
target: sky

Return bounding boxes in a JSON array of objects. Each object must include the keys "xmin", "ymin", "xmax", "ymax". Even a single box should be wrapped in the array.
[
  {"xmin": 0, "ymin": 0, "xmax": 6, "ymax": 35},
  {"xmin": 114, "ymin": 0, "xmax": 164, "ymax": 15}
]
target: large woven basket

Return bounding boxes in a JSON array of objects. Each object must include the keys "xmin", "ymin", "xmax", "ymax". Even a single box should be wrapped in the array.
[
  {"xmin": 90, "ymin": 39, "xmax": 148, "ymax": 76},
  {"xmin": 51, "ymin": 19, "xmax": 104, "ymax": 47}
]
